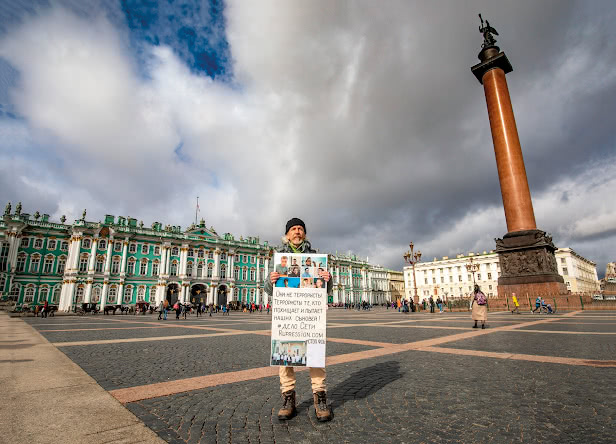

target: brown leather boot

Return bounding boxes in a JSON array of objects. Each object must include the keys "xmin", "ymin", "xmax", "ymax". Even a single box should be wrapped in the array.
[
  {"xmin": 313, "ymin": 391, "xmax": 332, "ymax": 422},
  {"xmin": 277, "ymin": 390, "xmax": 297, "ymax": 420}
]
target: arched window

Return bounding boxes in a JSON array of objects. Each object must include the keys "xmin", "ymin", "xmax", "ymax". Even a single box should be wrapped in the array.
[
  {"xmin": 52, "ymin": 287, "xmax": 60, "ymax": 304},
  {"xmin": 220, "ymin": 264, "xmax": 227, "ymax": 279},
  {"xmin": 79, "ymin": 254, "xmax": 88, "ymax": 272},
  {"xmin": 197, "ymin": 263, "xmax": 204, "ymax": 278},
  {"xmin": 137, "ymin": 287, "xmax": 145, "ymax": 302},
  {"xmin": 152, "ymin": 260, "xmax": 159, "ymax": 276},
  {"xmin": 75, "ymin": 286, "xmax": 84, "ymax": 303},
  {"xmin": 140, "ymin": 259, "xmax": 148, "ymax": 275},
  {"xmin": 171, "ymin": 247, "xmax": 179, "ymax": 256},
  {"xmin": 0, "ymin": 274, "xmax": 5, "ymax": 292},
  {"xmin": 98, "ymin": 239, "xmax": 107, "ymax": 250},
  {"xmin": 92, "ymin": 287, "xmax": 101, "ymax": 303},
  {"xmin": 233, "ymin": 287, "xmax": 239, "ymax": 300},
  {"xmin": 170, "ymin": 260, "xmax": 178, "ymax": 276},
  {"xmin": 0, "ymin": 242, "xmax": 8, "ymax": 272},
  {"xmin": 250, "ymin": 288, "xmax": 255, "ymax": 302},
  {"xmin": 111, "ymin": 257, "xmax": 120, "ymax": 274},
  {"xmin": 220, "ymin": 252, "xmax": 227, "ymax": 261},
  {"xmin": 24, "ymin": 286, "xmax": 35, "ymax": 303},
  {"xmin": 188, "ymin": 248, "xmax": 194, "ymax": 257},
  {"xmin": 108, "ymin": 286, "xmax": 117, "ymax": 303},
  {"xmin": 242, "ymin": 288, "xmax": 247, "ymax": 301},
  {"xmin": 123, "ymin": 286, "xmax": 133, "ymax": 303},
  {"xmin": 234, "ymin": 266, "xmax": 239, "ymax": 280},
  {"xmin": 250, "ymin": 268, "xmax": 256, "ymax": 281},
  {"xmin": 96, "ymin": 256, "xmax": 105, "ymax": 273},
  {"xmin": 127, "ymin": 258, "xmax": 135, "ymax": 275},
  {"xmin": 82, "ymin": 238, "xmax": 91, "ymax": 249},
  {"xmin": 208, "ymin": 251, "xmax": 214, "ymax": 259},
  {"xmin": 186, "ymin": 261, "xmax": 193, "ymax": 276},
  {"xmin": 207, "ymin": 263, "xmax": 213, "ymax": 278},
  {"xmin": 57, "ymin": 256, "xmax": 67, "ymax": 274},
  {"xmin": 149, "ymin": 286, "xmax": 157, "ymax": 303},
  {"xmin": 242, "ymin": 267, "xmax": 247, "ymax": 281},
  {"xmin": 34, "ymin": 238, "xmax": 43, "ymax": 249},
  {"xmin": 39, "ymin": 286, "xmax": 49, "ymax": 303},
  {"xmin": 141, "ymin": 244, "xmax": 149, "ymax": 254},
  {"xmin": 10, "ymin": 284, "xmax": 20, "ymax": 300},
  {"xmin": 198, "ymin": 249, "xmax": 204, "ymax": 258},
  {"xmin": 29, "ymin": 255, "xmax": 41, "ymax": 273},
  {"xmin": 43, "ymin": 255, "xmax": 54, "ymax": 274}
]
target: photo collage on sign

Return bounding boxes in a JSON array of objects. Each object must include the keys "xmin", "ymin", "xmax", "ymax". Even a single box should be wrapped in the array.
[
  {"xmin": 271, "ymin": 340, "xmax": 307, "ymax": 367},
  {"xmin": 274, "ymin": 254, "xmax": 328, "ymax": 289}
]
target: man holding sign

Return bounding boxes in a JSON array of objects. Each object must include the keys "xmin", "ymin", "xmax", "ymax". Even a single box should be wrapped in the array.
[{"xmin": 264, "ymin": 218, "xmax": 333, "ymax": 422}]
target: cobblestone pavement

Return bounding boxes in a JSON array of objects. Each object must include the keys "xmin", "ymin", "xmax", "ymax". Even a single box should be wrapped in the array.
[{"xmin": 24, "ymin": 309, "xmax": 616, "ymax": 443}]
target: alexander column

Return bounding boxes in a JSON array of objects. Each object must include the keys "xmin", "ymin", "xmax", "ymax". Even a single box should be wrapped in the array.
[{"xmin": 471, "ymin": 15, "xmax": 566, "ymax": 296}]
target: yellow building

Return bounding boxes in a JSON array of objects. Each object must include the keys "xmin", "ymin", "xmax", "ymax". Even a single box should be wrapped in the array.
[{"xmin": 387, "ymin": 270, "xmax": 405, "ymax": 303}]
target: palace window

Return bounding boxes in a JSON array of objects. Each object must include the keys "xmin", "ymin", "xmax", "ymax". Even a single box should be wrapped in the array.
[
  {"xmin": 220, "ymin": 264, "xmax": 227, "ymax": 279},
  {"xmin": 149, "ymin": 286, "xmax": 157, "ymax": 303},
  {"xmin": 220, "ymin": 252, "xmax": 227, "ymax": 260},
  {"xmin": 83, "ymin": 239, "xmax": 91, "ymax": 249},
  {"xmin": 0, "ymin": 275, "xmax": 5, "ymax": 292},
  {"xmin": 440, "ymin": 276, "xmax": 444, "ymax": 284},
  {"xmin": 30, "ymin": 255, "xmax": 40, "ymax": 273},
  {"xmin": 208, "ymin": 251, "xmax": 214, "ymax": 259},
  {"xmin": 108, "ymin": 286, "xmax": 117, "ymax": 303},
  {"xmin": 186, "ymin": 261, "xmax": 193, "ymax": 276},
  {"xmin": 425, "ymin": 278, "xmax": 428, "ymax": 285},
  {"xmin": 92, "ymin": 287, "xmax": 101, "ymax": 303},
  {"xmin": 459, "ymin": 275, "xmax": 462, "ymax": 282},
  {"xmin": 242, "ymin": 267, "xmax": 247, "ymax": 281},
  {"xmin": 234, "ymin": 266, "xmax": 239, "ymax": 280},
  {"xmin": 250, "ymin": 288, "xmax": 255, "ymax": 301},
  {"xmin": 127, "ymin": 259, "xmax": 135, "ymax": 275},
  {"xmin": 39, "ymin": 286, "xmax": 49, "ymax": 303},
  {"xmin": 477, "ymin": 274, "xmax": 481, "ymax": 281},
  {"xmin": 449, "ymin": 276, "xmax": 453, "ymax": 283},
  {"xmin": 34, "ymin": 238, "xmax": 43, "ymax": 249},
  {"xmin": 75, "ymin": 286, "xmax": 84, "ymax": 303},
  {"xmin": 250, "ymin": 269, "xmax": 256, "ymax": 281},
  {"xmin": 57, "ymin": 256, "xmax": 66, "ymax": 274},
  {"xmin": 235, "ymin": 254, "xmax": 239, "ymax": 262},
  {"xmin": 114, "ymin": 242, "xmax": 122, "ymax": 252},
  {"xmin": 96, "ymin": 256, "xmax": 104, "ymax": 273},
  {"xmin": 141, "ymin": 244, "xmax": 149, "ymax": 255},
  {"xmin": 129, "ymin": 243, "xmax": 137, "ymax": 254},
  {"xmin": 242, "ymin": 255, "xmax": 247, "ymax": 263},
  {"xmin": 137, "ymin": 287, "xmax": 145, "ymax": 302},
  {"xmin": 79, "ymin": 255, "xmax": 88, "ymax": 272},
  {"xmin": 10, "ymin": 285, "xmax": 20, "ymax": 300},
  {"xmin": 432, "ymin": 277, "xmax": 436, "ymax": 284},
  {"xmin": 111, "ymin": 258, "xmax": 120, "ymax": 274},
  {"xmin": 251, "ymin": 256, "xmax": 255, "ymax": 264},
  {"xmin": 154, "ymin": 246, "xmax": 160, "ymax": 255},
  {"xmin": 197, "ymin": 263, "xmax": 204, "ymax": 278},
  {"xmin": 233, "ymin": 287, "xmax": 239, "ymax": 299},
  {"xmin": 170, "ymin": 261, "xmax": 178, "ymax": 276},
  {"xmin": 171, "ymin": 247, "xmax": 179, "ymax": 256},
  {"xmin": 98, "ymin": 240, "xmax": 106, "ymax": 250},
  {"xmin": 52, "ymin": 287, "xmax": 60, "ymax": 304},
  {"xmin": 561, "ymin": 258, "xmax": 566, "ymax": 264},
  {"xmin": 48, "ymin": 240, "xmax": 57, "ymax": 250},
  {"xmin": 21, "ymin": 237, "xmax": 29, "ymax": 248},
  {"xmin": 487, "ymin": 272, "xmax": 492, "ymax": 280},
  {"xmin": 563, "ymin": 267, "xmax": 568, "ymax": 275},
  {"xmin": 198, "ymin": 249, "xmax": 204, "ymax": 258},
  {"xmin": 152, "ymin": 261, "xmax": 159, "ymax": 275},
  {"xmin": 123, "ymin": 286, "xmax": 132, "ymax": 303},
  {"xmin": 61, "ymin": 241, "xmax": 68, "ymax": 251},
  {"xmin": 24, "ymin": 286, "xmax": 35, "ymax": 303},
  {"xmin": 188, "ymin": 248, "xmax": 194, "ymax": 257},
  {"xmin": 242, "ymin": 288, "xmax": 247, "ymax": 300},
  {"xmin": 43, "ymin": 256, "xmax": 54, "ymax": 274},
  {"xmin": 0, "ymin": 243, "xmax": 9, "ymax": 272},
  {"xmin": 207, "ymin": 263, "xmax": 213, "ymax": 278},
  {"xmin": 140, "ymin": 259, "xmax": 147, "ymax": 275}
]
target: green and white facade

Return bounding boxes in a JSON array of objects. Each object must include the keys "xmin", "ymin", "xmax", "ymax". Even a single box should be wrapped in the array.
[{"xmin": 0, "ymin": 204, "xmax": 398, "ymax": 310}]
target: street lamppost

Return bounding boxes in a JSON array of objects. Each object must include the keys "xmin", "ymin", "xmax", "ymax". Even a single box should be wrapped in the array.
[
  {"xmin": 403, "ymin": 242, "xmax": 422, "ymax": 305},
  {"xmin": 466, "ymin": 257, "xmax": 479, "ymax": 285}
]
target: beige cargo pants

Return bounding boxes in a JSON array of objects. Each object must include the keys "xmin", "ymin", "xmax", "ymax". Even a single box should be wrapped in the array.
[{"xmin": 279, "ymin": 366, "xmax": 326, "ymax": 393}]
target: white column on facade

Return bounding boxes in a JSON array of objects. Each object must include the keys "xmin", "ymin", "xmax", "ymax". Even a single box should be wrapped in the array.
[
  {"xmin": 7, "ymin": 233, "xmax": 18, "ymax": 271},
  {"xmin": 180, "ymin": 246, "xmax": 188, "ymax": 277},
  {"xmin": 87, "ymin": 237, "xmax": 98, "ymax": 272},
  {"xmin": 84, "ymin": 282, "xmax": 93, "ymax": 303},
  {"xmin": 264, "ymin": 258, "xmax": 269, "ymax": 283},
  {"xmin": 73, "ymin": 235, "xmax": 82, "ymax": 270},
  {"xmin": 159, "ymin": 246, "xmax": 167, "ymax": 277},
  {"xmin": 213, "ymin": 249, "xmax": 220, "ymax": 278},
  {"xmin": 117, "ymin": 283, "xmax": 124, "ymax": 305},
  {"xmin": 120, "ymin": 239, "xmax": 128, "ymax": 275},
  {"xmin": 104, "ymin": 238, "xmax": 113, "ymax": 273},
  {"xmin": 166, "ymin": 248, "xmax": 171, "ymax": 276},
  {"xmin": 228, "ymin": 252, "xmax": 235, "ymax": 281},
  {"xmin": 209, "ymin": 285, "xmax": 215, "ymax": 305}
]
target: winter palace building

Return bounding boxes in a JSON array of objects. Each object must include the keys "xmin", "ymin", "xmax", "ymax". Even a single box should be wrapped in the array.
[{"xmin": 0, "ymin": 204, "xmax": 396, "ymax": 310}]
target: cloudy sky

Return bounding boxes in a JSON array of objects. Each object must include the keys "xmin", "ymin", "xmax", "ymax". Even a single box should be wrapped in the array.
[{"xmin": 0, "ymin": 0, "xmax": 614, "ymax": 276}]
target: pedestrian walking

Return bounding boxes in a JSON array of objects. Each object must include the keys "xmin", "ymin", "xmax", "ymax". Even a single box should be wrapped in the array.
[
  {"xmin": 196, "ymin": 303, "xmax": 202, "ymax": 317},
  {"xmin": 209, "ymin": 304, "xmax": 213, "ymax": 317},
  {"xmin": 531, "ymin": 296, "xmax": 542, "ymax": 313},
  {"xmin": 511, "ymin": 293, "xmax": 520, "ymax": 314},
  {"xmin": 471, "ymin": 284, "xmax": 488, "ymax": 329},
  {"xmin": 158, "ymin": 299, "xmax": 164, "ymax": 320},
  {"xmin": 264, "ymin": 218, "xmax": 333, "ymax": 422},
  {"xmin": 429, "ymin": 296, "xmax": 435, "ymax": 313}
]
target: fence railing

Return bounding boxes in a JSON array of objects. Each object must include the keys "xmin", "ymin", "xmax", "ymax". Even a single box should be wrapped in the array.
[{"xmin": 444, "ymin": 293, "xmax": 615, "ymax": 312}]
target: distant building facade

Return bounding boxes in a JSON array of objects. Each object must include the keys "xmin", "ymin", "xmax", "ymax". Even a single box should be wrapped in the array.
[
  {"xmin": 403, "ymin": 248, "xmax": 599, "ymax": 300},
  {"xmin": 387, "ymin": 270, "xmax": 405, "ymax": 303},
  {"xmin": 0, "ymin": 204, "xmax": 401, "ymax": 309}
]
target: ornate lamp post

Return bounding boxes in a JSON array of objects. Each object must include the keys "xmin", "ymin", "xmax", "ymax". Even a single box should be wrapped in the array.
[
  {"xmin": 403, "ymin": 242, "xmax": 422, "ymax": 305},
  {"xmin": 466, "ymin": 257, "xmax": 479, "ymax": 285}
]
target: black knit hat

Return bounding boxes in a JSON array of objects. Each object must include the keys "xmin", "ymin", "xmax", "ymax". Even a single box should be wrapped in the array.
[{"xmin": 285, "ymin": 218, "xmax": 306, "ymax": 234}]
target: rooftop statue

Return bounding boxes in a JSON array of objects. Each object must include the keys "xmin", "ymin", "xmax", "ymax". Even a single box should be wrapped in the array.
[
  {"xmin": 15, "ymin": 202, "xmax": 22, "ymax": 215},
  {"xmin": 4, "ymin": 202, "xmax": 10, "ymax": 216},
  {"xmin": 478, "ymin": 13, "xmax": 499, "ymax": 48}
]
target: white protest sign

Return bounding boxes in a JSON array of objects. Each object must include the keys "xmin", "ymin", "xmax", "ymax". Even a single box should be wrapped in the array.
[{"xmin": 270, "ymin": 253, "xmax": 328, "ymax": 368}]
